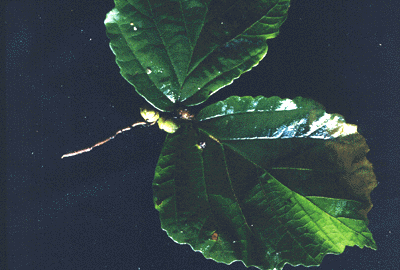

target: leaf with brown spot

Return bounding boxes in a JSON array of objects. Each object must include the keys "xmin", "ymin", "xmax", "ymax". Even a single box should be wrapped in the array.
[{"xmin": 154, "ymin": 95, "xmax": 377, "ymax": 270}]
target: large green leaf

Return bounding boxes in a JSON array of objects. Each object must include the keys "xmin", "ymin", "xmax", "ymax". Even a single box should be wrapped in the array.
[
  {"xmin": 196, "ymin": 96, "xmax": 378, "ymax": 220},
  {"xmin": 153, "ymin": 96, "xmax": 377, "ymax": 270},
  {"xmin": 104, "ymin": 0, "xmax": 290, "ymax": 112}
]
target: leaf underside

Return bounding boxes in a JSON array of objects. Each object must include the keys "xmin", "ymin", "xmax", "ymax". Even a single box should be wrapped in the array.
[
  {"xmin": 105, "ymin": 0, "xmax": 290, "ymax": 111},
  {"xmin": 153, "ymin": 96, "xmax": 377, "ymax": 270}
]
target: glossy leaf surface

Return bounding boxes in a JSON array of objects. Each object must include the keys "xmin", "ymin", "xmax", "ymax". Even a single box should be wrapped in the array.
[
  {"xmin": 153, "ymin": 96, "xmax": 377, "ymax": 270},
  {"xmin": 104, "ymin": 0, "xmax": 290, "ymax": 111}
]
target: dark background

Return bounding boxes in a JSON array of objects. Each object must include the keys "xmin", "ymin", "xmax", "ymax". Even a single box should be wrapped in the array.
[{"xmin": 4, "ymin": 0, "xmax": 400, "ymax": 269}]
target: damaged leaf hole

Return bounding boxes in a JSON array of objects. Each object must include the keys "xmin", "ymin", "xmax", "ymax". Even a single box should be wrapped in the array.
[{"xmin": 211, "ymin": 232, "xmax": 219, "ymax": 241}]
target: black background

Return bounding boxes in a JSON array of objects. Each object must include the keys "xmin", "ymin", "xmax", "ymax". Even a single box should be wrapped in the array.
[{"xmin": 4, "ymin": 0, "xmax": 400, "ymax": 269}]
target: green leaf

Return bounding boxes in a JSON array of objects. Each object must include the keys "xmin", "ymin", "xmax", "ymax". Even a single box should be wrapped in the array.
[
  {"xmin": 153, "ymin": 96, "xmax": 377, "ymax": 270},
  {"xmin": 196, "ymin": 96, "xmax": 378, "ymax": 220},
  {"xmin": 104, "ymin": 0, "xmax": 290, "ymax": 111}
]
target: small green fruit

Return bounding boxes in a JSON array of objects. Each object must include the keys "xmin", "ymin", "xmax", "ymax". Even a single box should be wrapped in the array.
[
  {"xmin": 140, "ymin": 106, "xmax": 159, "ymax": 123},
  {"xmin": 157, "ymin": 117, "xmax": 180, "ymax": 133}
]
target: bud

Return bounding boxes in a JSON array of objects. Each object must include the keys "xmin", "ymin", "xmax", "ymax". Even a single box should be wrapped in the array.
[
  {"xmin": 140, "ymin": 106, "xmax": 159, "ymax": 123},
  {"xmin": 157, "ymin": 117, "xmax": 180, "ymax": 133}
]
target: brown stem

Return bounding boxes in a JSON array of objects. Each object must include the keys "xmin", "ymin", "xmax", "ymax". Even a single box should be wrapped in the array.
[{"xmin": 61, "ymin": 121, "xmax": 154, "ymax": 159}]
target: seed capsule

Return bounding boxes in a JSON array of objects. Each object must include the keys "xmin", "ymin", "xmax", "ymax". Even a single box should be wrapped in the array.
[
  {"xmin": 140, "ymin": 106, "xmax": 159, "ymax": 123},
  {"xmin": 157, "ymin": 117, "xmax": 180, "ymax": 133}
]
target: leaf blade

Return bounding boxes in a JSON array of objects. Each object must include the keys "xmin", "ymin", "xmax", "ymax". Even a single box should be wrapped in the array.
[
  {"xmin": 154, "ymin": 96, "xmax": 377, "ymax": 269},
  {"xmin": 105, "ymin": 0, "xmax": 290, "ymax": 111},
  {"xmin": 197, "ymin": 96, "xmax": 377, "ymax": 218}
]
